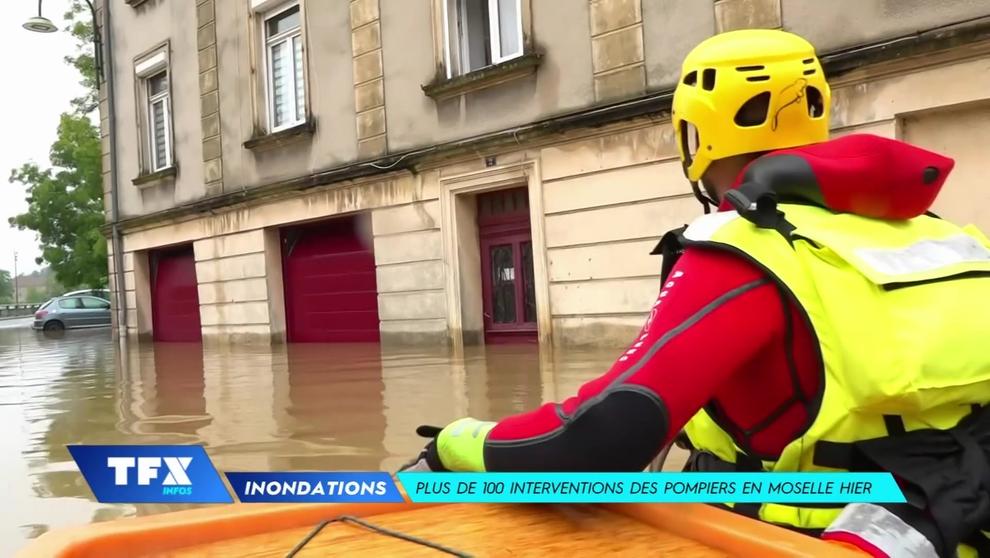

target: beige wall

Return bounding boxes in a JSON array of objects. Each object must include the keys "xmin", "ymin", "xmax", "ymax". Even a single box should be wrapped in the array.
[
  {"xmin": 540, "ymin": 125, "xmax": 694, "ymax": 346},
  {"xmin": 194, "ymin": 229, "xmax": 275, "ymax": 343},
  {"xmin": 111, "ymin": 1, "xmax": 205, "ymax": 219},
  {"xmin": 379, "ymin": 0, "xmax": 595, "ymax": 151},
  {"xmin": 215, "ymin": 1, "xmax": 359, "ymax": 192},
  {"xmin": 643, "ymin": 0, "xmax": 716, "ymax": 89},
  {"xmin": 783, "ymin": 0, "xmax": 990, "ymax": 53},
  {"xmin": 372, "ymin": 197, "xmax": 448, "ymax": 345},
  {"xmin": 902, "ymin": 102, "xmax": 990, "ymax": 232}
]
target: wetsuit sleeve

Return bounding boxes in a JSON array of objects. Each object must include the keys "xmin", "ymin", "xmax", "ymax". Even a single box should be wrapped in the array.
[{"xmin": 434, "ymin": 247, "xmax": 786, "ymax": 472}]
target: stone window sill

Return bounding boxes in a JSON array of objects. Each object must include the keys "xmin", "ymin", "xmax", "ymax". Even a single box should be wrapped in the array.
[
  {"xmin": 422, "ymin": 52, "xmax": 543, "ymax": 101},
  {"xmin": 132, "ymin": 165, "xmax": 177, "ymax": 188},
  {"xmin": 243, "ymin": 120, "xmax": 316, "ymax": 152}
]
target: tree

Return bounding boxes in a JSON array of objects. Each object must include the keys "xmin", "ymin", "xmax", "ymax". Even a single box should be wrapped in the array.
[
  {"xmin": 8, "ymin": 1, "xmax": 107, "ymax": 290},
  {"xmin": 26, "ymin": 287, "xmax": 48, "ymax": 304},
  {"xmin": 0, "ymin": 270, "xmax": 12, "ymax": 303},
  {"xmin": 64, "ymin": 0, "xmax": 99, "ymax": 115},
  {"xmin": 9, "ymin": 114, "xmax": 107, "ymax": 289}
]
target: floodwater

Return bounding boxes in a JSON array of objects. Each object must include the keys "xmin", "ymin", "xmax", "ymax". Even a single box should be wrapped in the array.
[{"xmin": 0, "ymin": 318, "xmax": 687, "ymax": 556}]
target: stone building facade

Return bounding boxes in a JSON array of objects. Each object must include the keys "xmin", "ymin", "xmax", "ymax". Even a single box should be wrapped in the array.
[{"xmin": 97, "ymin": 0, "xmax": 990, "ymax": 348}]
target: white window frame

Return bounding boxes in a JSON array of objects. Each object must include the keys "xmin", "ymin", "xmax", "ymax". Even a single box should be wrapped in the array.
[
  {"xmin": 146, "ymin": 72, "xmax": 172, "ymax": 172},
  {"xmin": 263, "ymin": 2, "xmax": 306, "ymax": 133},
  {"xmin": 488, "ymin": 0, "xmax": 523, "ymax": 65},
  {"xmin": 134, "ymin": 50, "xmax": 173, "ymax": 174},
  {"xmin": 442, "ymin": 0, "xmax": 523, "ymax": 79}
]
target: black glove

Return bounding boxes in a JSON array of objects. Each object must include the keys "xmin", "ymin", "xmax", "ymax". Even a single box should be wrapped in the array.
[{"xmin": 397, "ymin": 425, "xmax": 449, "ymax": 472}]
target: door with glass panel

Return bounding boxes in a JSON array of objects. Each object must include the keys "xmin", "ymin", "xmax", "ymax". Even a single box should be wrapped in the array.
[{"xmin": 477, "ymin": 187, "xmax": 537, "ymax": 344}]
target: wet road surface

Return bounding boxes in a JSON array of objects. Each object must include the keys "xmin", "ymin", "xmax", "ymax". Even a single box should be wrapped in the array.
[{"xmin": 2, "ymin": 319, "xmax": 686, "ymax": 555}]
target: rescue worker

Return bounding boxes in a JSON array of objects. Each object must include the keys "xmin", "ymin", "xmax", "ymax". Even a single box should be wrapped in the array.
[{"xmin": 402, "ymin": 29, "xmax": 990, "ymax": 558}]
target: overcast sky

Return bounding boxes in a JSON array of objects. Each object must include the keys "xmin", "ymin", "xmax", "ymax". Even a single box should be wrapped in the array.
[{"xmin": 0, "ymin": 0, "xmax": 85, "ymax": 277}]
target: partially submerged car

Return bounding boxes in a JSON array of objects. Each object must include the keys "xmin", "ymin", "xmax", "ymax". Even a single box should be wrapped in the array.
[{"xmin": 33, "ymin": 295, "xmax": 112, "ymax": 332}]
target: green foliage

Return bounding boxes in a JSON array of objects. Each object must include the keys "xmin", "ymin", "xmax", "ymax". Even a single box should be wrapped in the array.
[
  {"xmin": 8, "ymin": 1, "xmax": 107, "ymax": 291},
  {"xmin": 0, "ymin": 270, "xmax": 12, "ymax": 303},
  {"xmin": 64, "ymin": 0, "xmax": 99, "ymax": 115},
  {"xmin": 9, "ymin": 113, "xmax": 107, "ymax": 290}
]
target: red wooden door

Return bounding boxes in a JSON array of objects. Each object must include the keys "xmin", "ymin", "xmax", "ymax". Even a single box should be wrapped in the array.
[
  {"xmin": 477, "ymin": 187, "xmax": 537, "ymax": 344},
  {"xmin": 281, "ymin": 215, "xmax": 381, "ymax": 343},
  {"xmin": 151, "ymin": 244, "xmax": 202, "ymax": 342}
]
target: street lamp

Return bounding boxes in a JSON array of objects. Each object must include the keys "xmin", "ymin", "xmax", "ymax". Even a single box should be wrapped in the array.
[
  {"xmin": 13, "ymin": 252, "xmax": 19, "ymax": 306},
  {"xmin": 23, "ymin": 0, "xmax": 104, "ymax": 85},
  {"xmin": 23, "ymin": 0, "xmax": 58, "ymax": 34}
]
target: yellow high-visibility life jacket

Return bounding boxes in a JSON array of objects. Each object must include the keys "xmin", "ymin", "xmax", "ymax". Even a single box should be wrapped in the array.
[{"xmin": 669, "ymin": 203, "xmax": 990, "ymax": 555}]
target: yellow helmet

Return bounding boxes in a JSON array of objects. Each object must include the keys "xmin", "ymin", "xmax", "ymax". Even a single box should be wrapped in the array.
[{"xmin": 672, "ymin": 29, "xmax": 831, "ymax": 183}]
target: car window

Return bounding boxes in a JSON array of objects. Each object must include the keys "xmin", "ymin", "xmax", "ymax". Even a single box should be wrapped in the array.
[
  {"xmin": 58, "ymin": 298, "xmax": 83, "ymax": 310},
  {"xmin": 81, "ymin": 297, "xmax": 110, "ymax": 309},
  {"xmin": 39, "ymin": 299, "xmax": 54, "ymax": 310}
]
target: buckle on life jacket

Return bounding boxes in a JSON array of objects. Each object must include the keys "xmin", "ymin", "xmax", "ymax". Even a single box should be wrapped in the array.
[
  {"xmin": 651, "ymin": 226, "xmax": 688, "ymax": 283},
  {"xmin": 724, "ymin": 182, "xmax": 797, "ymax": 243}
]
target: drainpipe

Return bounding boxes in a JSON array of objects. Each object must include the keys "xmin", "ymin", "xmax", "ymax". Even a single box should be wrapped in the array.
[{"xmin": 101, "ymin": 0, "xmax": 128, "ymax": 339}]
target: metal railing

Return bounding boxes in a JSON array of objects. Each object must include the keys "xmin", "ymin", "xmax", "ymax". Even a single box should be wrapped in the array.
[{"xmin": 0, "ymin": 304, "xmax": 41, "ymax": 318}]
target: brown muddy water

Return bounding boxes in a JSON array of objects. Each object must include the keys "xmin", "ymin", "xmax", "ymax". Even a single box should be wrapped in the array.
[{"xmin": 1, "ymin": 318, "xmax": 687, "ymax": 556}]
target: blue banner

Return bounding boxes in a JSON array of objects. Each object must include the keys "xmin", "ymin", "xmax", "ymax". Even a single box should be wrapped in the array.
[
  {"xmin": 226, "ymin": 472, "xmax": 404, "ymax": 503},
  {"xmin": 396, "ymin": 472, "xmax": 906, "ymax": 504},
  {"xmin": 68, "ymin": 445, "xmax": 232, "ymax": 504}
]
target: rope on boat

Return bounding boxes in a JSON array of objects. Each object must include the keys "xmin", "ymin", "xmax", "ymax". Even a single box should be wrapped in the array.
[{"xmin": 285, "ymin": 514, "xmax": 474, "ymax": 558}]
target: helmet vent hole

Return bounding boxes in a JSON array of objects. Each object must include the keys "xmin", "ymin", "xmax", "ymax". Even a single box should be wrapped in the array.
[
  {"xmin": 702, "ymin": 69, "xmax": 716, "ymax": 91},
  {"xmin": 746, "ymin": 75, "xmax": 770, "ymax": 82},
  {"xmin": 806, "ymin": 86, "xmax": 825, "ymax": 118},
  {"xmin": 803, "ymin": 69, "xmax": 817, "ymax": 75},
  {"xmin": 734, "ymin": 92, "xmax": 771, "ymax": 127},
  {"xmin": 682, "ymin": 71, "xmax": 697, "ymax": 86},
  {"xmin": 803, "ymin": 58, "xmax": 815, "ymax": 64},
  {"xmin": 736, "ymin": 65, "xmax": 765, "ymax": 72}
]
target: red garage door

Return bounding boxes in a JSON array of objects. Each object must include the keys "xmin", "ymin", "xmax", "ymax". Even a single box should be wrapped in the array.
[
  {"xmin": 281, "ymin": 215, "xmax": 381, "ymax": 343},
  {"xmin": 151, "ymin": 244, "xmax": 202, "ymax": 342}
]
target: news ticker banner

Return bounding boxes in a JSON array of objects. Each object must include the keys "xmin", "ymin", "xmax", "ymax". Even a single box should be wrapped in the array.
[
  {"xmin": 67, "ymin": 445, "xmax": 906, "ymax": 505},
  {"xmin": 395, "ymin": 472, "xmax": 905, "ymax": 504}
]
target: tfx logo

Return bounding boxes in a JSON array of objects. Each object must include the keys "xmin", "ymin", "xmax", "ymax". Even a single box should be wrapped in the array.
[
  {"xmin": 69, "ymin": 445, "xmax": 231, "ymax": 504},
  {"xmin": 107, "ymin": 456, "xmax": 193, "ymax": 495}
]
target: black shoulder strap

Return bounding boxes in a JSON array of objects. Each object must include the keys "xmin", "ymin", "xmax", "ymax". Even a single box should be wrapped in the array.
[{"xmin": 651, "ymin": 225, "xmax": 688, "ymax": 284}]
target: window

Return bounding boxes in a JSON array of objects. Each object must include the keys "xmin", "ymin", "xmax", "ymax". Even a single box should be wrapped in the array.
[
  {"xmin": 80, "ymin": 297, "xmax": 111, "ymax": 310},
  {"xmin": 134, "ymin": 48, "xmax": 173, "ymax": 175},
  {"xmin": 147, "ymin": 71, "xmax": 171, "ymax": 172},
  {"xmin": 264, "ymin": 4, "xmax": 306, "ymax": 132},
  {"xmin": 58, "ymin": 298, "xmax": 83, "ymax": 310},
  {"xmin": 443, "ymin": 0, "xmax": 523, "ymax": 78}
]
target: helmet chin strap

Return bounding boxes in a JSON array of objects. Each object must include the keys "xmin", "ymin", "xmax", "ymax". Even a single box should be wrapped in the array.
[{"xmin": 690, "ymin": 180, "xmax": 719, "ymax": 215}]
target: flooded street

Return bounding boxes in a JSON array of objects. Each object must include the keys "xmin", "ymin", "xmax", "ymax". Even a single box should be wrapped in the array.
[{"xmin": 1, "ymin": 318, "xmax": 685, "ymax": 555}]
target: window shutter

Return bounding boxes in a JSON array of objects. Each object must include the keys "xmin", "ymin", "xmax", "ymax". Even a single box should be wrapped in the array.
[
  {"xmin": 270, "ymin": 41, "xmax": 290, "ymax": 127},
  {"xmin": 496, "ymin": 0, "xmax": 521, "ymax": 59},
  {"xmin": 152, "ymin": 100, "xmax": 168, "ymax": 170},
  {"xmin": 293, "ymin": 35, "xmax": 305, "ymax": 122}
]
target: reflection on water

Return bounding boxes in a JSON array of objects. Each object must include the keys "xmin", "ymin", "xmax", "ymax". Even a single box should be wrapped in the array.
[{"xmin": 1, "ymin": 319, "xmax": 659, "ymax": 555}]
